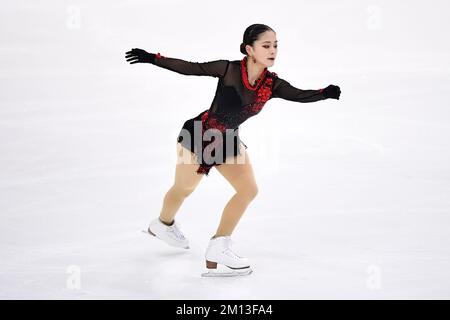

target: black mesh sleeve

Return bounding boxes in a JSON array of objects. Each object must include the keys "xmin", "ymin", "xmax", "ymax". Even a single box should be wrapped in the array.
[
  {"xmin": 150, "ymin": 54, "xmax": 229, "ymax": 78},
  {"xmin": 270, "ymin": 77, "xmax": 326, "ymax": 103}
]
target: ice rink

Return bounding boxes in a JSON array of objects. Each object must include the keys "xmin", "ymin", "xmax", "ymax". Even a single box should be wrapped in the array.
[{"xmin": 1, "ymin": 0, "xmax": 449, "ymax": 299}]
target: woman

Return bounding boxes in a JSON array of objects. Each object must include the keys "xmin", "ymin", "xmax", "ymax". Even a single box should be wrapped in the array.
[{"xmin": 125, "ymin": 24, "xmax": 341, "ymax": 277}]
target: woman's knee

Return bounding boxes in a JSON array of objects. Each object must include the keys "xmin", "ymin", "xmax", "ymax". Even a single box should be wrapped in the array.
[
  {"xmin": 170, "ymin": 183, "xmax": 197, "ymax": 198},
  {"xmin": 237, "ymin": 183, "xmax": 258, "ymax": 201}
]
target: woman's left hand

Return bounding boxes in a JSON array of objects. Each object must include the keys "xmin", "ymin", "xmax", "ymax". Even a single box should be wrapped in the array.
[{"xmin": 322, "ymin": 85, "xmax": 341, "ymax": 100}]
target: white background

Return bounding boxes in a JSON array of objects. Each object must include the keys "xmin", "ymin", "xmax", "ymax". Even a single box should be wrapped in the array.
[{"xmin": 1, "ymin": 0, "xmax": 449, "ymax": 299}]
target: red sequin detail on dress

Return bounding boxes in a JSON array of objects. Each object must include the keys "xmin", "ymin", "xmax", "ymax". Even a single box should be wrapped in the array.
[
  {"xmin": 195, "ymin": 111, "xmax": 228, "ymax": 175},
  {"xmin": 241, "ymin": 56, "xmax": 267, "ymax": 91},
  {"xmin": 240, "ymin": 65, "xmax": 277, "ymax": 120}
]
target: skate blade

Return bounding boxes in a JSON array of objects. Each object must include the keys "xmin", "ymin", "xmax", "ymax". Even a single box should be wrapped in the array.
[
  {"xmin": 142, "ymin": 228, "xmax": 156, "ymax": 237},
  {"xmin": 201, "ymin": 267, "xmax": 252, "ymax": 277}
]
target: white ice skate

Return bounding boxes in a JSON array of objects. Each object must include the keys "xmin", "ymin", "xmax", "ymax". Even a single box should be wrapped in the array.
[
  {"xmin": 201, "ymin": 236, "xmax": 252, "ymax": 277},
  {"xmin": 146, "ymin": 217, "xmax": 190, "ymax": 249}
]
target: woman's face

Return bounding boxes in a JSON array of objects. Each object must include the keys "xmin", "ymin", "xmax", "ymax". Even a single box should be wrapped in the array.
[{"xmin": 247, "ymin": 30, "xmax": 278, "ymax": 68}]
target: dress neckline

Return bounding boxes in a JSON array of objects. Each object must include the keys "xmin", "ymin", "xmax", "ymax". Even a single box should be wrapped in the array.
[{"xmin": 240, "ymin": 56, "xmax": 267, "ymax": 91}]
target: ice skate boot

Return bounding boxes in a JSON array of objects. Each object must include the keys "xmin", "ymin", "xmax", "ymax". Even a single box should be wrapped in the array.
[
  {"xmin": 201, "ymin": 235, "xmax": 252, "ymax": 277},
  {"xmin": 146, "ymin": 217, "xmax": 189, "ymax": 249}
]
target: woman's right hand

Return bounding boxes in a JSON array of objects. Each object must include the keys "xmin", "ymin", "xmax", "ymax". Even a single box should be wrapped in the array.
[{"xmin": 125, "ymin": 48, "xmax": 155, "ymax": 64}]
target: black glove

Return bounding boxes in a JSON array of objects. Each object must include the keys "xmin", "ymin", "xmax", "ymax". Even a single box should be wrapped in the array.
[
  {"xmin": 322, "ymin": 84, "xmax": 341, "ymax": 100},
  {"xmin": 125, "ymin": 48, "xmax": 155, "ymax": 64}
]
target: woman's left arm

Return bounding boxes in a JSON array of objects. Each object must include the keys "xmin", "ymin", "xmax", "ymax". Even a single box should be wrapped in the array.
[{"xmin": 270, "ymin": 76, "xmax": 340, "ymax": 102}]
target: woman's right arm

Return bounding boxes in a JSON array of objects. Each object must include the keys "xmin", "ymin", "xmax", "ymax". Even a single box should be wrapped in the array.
[{"xmin": 125, "ymin": 48, "xmax": 229, "ymax": 78}]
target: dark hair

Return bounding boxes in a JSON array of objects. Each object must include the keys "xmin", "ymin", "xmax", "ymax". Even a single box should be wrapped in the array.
[{"xmin": 240, "ymin": 24, "xmax": 275, "ymax": 55}]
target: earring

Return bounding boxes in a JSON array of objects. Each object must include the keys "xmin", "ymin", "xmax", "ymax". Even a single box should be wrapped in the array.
[{"xmin": 252, "ymin": 56, "xmax": 256, "ymax": 63}]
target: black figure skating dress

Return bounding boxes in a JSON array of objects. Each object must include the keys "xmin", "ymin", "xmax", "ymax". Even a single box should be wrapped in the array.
[{"xmin": 149, "ymin": 53, "xmax": 327, "ymax": 176}]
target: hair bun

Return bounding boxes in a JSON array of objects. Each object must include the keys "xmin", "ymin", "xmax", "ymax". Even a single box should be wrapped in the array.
[{"xmin": 240, "ymin": 42, "xmax": 248, "ymax": 55}]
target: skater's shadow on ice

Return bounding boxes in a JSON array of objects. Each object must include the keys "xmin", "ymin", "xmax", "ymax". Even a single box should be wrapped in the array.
[
  {"xmin": 155, "ymin": 250, "xmax": 191, "ymax": 258},
  {"xmin": 139, "ymin": 249, "xmax": 190, "ymax": 259}
]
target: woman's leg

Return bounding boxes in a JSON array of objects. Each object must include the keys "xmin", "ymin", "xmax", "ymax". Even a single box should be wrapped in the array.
[
  {"xmin": 213, "ymin": 143, "xmax": 258, "ymax": 236},
  {"xmin": 158, "ymin": 142, "xmax": 204, "ymax": 224}
]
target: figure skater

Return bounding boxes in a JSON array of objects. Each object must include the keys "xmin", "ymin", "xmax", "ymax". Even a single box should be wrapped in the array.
[{"xmin": 125, "ymin": 23, "xmax": 341, "ymax": 277}]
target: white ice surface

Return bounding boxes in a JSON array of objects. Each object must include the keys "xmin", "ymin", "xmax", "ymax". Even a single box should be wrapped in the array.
[{"xmin": 1, "ymin": 0, "xmax": 450, "ymax": 299}]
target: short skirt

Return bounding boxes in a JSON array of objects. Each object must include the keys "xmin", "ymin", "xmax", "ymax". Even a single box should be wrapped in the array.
[{"xmin": 176, "ymin": 109, "xmax": 248, "ymax": 176}]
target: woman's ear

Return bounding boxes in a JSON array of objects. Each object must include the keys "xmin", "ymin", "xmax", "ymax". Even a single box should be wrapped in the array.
[{"xmin": 245, "ymin": 44, "xmax": 252, "ymax": 56}]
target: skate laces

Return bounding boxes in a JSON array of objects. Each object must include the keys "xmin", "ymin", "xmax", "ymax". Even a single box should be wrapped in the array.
[
  {"xmin": 168, "ymin": 223, "xmax": 186, "ymax": 240},
  {"xmin": 223, "ymin": 238, "xmax": 243, "ymax": 259},
  {"xmin": 224, "ymin": 248, "xmax": 241, "ymax": 259}
]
